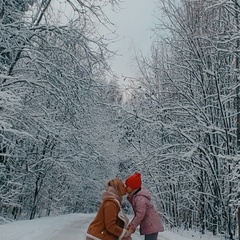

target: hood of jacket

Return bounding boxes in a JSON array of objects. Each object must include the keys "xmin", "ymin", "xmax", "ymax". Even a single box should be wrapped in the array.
[{"xmin": 102, "ymin": 186, "xmax": 122, "ymax": 203}]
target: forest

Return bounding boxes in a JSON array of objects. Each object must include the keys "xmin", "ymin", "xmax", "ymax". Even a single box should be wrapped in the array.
[{"xmin": 0, "ymin": 0, "xmax": 239, "ymax": 240}]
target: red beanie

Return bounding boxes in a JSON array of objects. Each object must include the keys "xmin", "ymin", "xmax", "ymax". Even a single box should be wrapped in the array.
[{"xmin": 125, "ymin": 173, "xmax": 142, "ymax": 190}]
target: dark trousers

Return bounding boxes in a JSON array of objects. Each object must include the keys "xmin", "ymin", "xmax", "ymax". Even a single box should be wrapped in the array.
[{"xmin": 145, "ymin": 232, "xmax": 158, "ymax": 240}]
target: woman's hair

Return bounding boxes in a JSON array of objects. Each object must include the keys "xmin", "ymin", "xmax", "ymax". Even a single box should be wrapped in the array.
[{"xmin": 107, "ymin": 178, "xmax": 124, "ymax": 193}]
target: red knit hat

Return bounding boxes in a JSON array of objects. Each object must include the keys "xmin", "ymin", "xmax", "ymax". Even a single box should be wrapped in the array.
[{"xmin": 125, "ymin": 172, "xmax": 142, "ymax": 190}]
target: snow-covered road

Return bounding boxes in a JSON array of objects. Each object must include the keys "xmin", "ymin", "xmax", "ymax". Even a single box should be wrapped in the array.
[
  {"xmin": 49, "ymin": 215, "xmax": 90, "ymax": 240},
  {"xmin": 0, "ymin": 213, "xmax": 221, "ymax": 240}
]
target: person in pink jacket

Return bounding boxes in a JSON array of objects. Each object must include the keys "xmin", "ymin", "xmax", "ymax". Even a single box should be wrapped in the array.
[{"xmin": 125, "ymin": 172, "xmax": 164, "ymax": 240}]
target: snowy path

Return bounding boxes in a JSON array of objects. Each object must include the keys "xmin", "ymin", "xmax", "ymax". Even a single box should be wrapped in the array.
[
  {"xmin": 0, "ymin": 213, "xmax": 220, "ymax": 240},
  {"xmin": 46, "ymin": 214, "xmax": 192, "ymax": 240},
  {"xmin": 49, "ymin": 214, "xmax": 90, "ymax": 240}
]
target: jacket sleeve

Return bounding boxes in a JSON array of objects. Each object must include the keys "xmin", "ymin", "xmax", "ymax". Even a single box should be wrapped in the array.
[
  {"xmin": 130, "ymin": 196, "xmax": 147, "ymax": 229},
  {"xmin": 103, "ymin": 201, "xmax": 127, "ymax": 238}
]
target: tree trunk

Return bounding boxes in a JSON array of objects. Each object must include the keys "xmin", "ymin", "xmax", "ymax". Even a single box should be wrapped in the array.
[
  {"xmin": 234, "ymin": 0, "xmax": 240, "ymax": 238},
  {"xmin": 238, "ymin": 206, "xmax": 240, "ymax": 240}
]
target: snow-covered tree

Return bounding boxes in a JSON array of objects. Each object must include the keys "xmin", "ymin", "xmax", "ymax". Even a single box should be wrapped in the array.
[
  {"xmin": 124, "ymin": 0, "xmax": 240, "ymax": 238},
  {"xmin": 0, "ymin": 0, "xmax": 122, "ymax": 220}
]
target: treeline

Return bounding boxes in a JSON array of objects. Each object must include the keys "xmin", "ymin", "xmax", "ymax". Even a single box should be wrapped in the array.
[
  {"xmin": 0, "ymin": 0, "xmax": 124, "ymax": 221},
  {"xmin": 119, "ymin": 1, "xmax": 240, "ymax": 239}
]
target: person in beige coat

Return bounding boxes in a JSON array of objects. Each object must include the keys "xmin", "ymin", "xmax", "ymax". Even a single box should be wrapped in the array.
[{"xmin": 86, "ymin": 178, "xmax": 132, "ymax": 240}]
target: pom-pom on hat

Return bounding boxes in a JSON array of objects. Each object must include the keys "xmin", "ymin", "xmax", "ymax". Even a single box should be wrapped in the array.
[{"xmin": 125, "ymin": 172, "xmax": 142, "ymax": 190}]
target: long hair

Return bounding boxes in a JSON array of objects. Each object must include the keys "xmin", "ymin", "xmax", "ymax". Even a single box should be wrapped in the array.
[{"xmin": 107, "ymin": 178, "xmax": 124, "ymax": 193}]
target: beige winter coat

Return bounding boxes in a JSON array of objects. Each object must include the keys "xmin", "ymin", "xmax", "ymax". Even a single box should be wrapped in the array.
[{"xmin": 86, "ymin": 187, "xmax": 130, "ymax": 240}]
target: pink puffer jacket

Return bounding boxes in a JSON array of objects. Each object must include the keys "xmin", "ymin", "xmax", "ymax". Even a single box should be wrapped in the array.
[{"xmin": 127, "ymin": 188, "xmax": 164, "ymax": 235}]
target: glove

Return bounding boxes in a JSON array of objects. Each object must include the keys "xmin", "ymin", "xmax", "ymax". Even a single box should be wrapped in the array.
[{"xmin": 124, "ymin": 229, "xmax": 132, "ymax": 238}]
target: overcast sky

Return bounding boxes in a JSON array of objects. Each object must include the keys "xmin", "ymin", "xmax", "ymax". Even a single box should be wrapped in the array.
[
  {"xmin": 103, "ymin": 0, "xmax": 157, "ymax": 80},
  {"xmin": 53, "ymin": 0, "xmax": 157, "ymax": 81}
]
